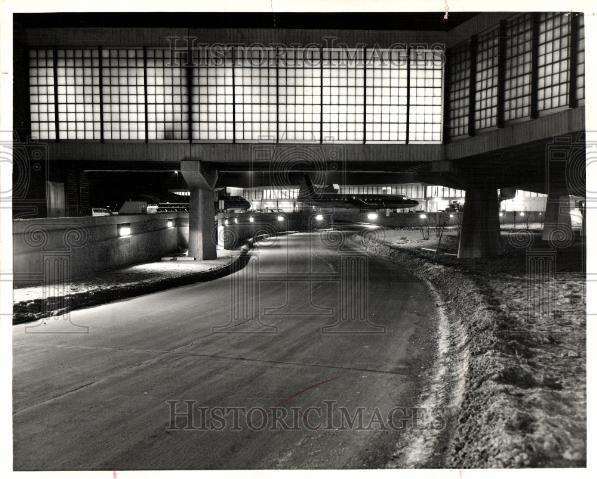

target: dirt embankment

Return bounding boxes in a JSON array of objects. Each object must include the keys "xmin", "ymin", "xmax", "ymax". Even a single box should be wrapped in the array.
[{"xmin": 354, "ymin": 230, "xmax": 585, "ymax": 468}]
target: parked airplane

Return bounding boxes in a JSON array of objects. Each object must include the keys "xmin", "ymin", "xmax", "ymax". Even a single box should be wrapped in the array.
[{"xmin": 297, "ymin": 175, "xmax": 418, "ymax": 210}]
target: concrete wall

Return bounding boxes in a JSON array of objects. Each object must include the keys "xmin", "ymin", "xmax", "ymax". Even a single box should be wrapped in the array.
[
  {"xmin": 218, "ymin": 212, "xmax": 305, "ymax": 249},
  {"xmin": 13, "ymin": 213, "xmax": 189, "ymax": 287}
]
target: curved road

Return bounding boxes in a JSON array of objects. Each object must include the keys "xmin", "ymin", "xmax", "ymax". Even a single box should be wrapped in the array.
[{"xmin": 13, "ymin": 231, "xmax": 438, "ymax": 469}]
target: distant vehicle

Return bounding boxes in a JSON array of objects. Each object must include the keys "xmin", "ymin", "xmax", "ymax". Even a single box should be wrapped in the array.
[
  {"xmin": 91, "ymin": 208, "xmax": 111, "ymax": 217},
  {"xmin": 118, "ymin": 200, "xmax": 148, "ymax": 215},
  {"xmin": 216, "ymin": 195, "xmax": 251, "ymax": 212},
  {"xmin": 297, "ymin": 175, "xmax": 418, "ymax": 210}
]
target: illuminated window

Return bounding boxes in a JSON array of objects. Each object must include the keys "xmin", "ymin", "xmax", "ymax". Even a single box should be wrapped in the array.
[
  {"xmin": 101, "ymin": 48, "xmax": 146, "ymax": 140},
  {"xmin": 322, "ymin": 49, "xmax": 364, "ymax": 143},
  {"xmin": 410, "ymin": 48, "xmax": 443, "ymax": 143},
  {"xmin": 537, "ymin": 13, "xmax": 570, "ymax": 112},
  {"xmin": 504, "ymin": 14, "xmax": 533, "ymax": 121},
  {"xmin": 193, "ymin": 46, "xmax": 234, "ymax": 142},
  {"xmin": 234, "ymin": 47, "xmax": 277, "ymax": 142},
  {"xmin": 474, "ymin": 28, "xmax": 499, "ymax": 130},
  {"xmin": 146, "ymin": 49, "xmax": 189, "ymax": 140},
  {"xmin": 577, "ymin": 13, "xmax": 585, "ymax": 103},
  {"xmin": 278, "ymin": 48, "xmax": 321, "ymax": 143},
  {"xmin": 29, "ymin": 49, "xmax": 56, "ymax": 140},
  {"xmin": 447, "ymin": 42, "xmax": 470, "ymax": 138},
  {"xmin": 365, "ymin": 49, "xmax": 408, "ymax": 143},
  {"xmin": 55, "ymin": 49, "xmax": 101, "ymax": 140}
]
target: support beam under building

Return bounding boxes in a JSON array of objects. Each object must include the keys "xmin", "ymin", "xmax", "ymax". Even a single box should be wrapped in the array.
[
  {"xmin": 458, "ymin": 185, "xmax": 503, "ymax": 258},
  {"xmin": 181, "ymin": 161, "xmax": 217, "ymax": 261},
  {"xmin": 542, "ymin": 192, "xmax": 572, "ymax": 242}
]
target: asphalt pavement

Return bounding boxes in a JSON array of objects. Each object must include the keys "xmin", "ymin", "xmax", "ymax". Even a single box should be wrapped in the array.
[{"xmin": 13, "ymin": 231, "xmax": 438, "ymax": 469}]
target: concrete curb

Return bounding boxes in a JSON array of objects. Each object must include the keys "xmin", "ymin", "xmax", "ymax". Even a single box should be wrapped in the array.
[{"xmin": 13, "ymin": 237, "xmax": 265, "ymax": 326}]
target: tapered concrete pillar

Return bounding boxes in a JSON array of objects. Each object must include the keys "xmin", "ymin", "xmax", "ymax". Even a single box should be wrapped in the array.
[
  {"xmin": 542, "ymin": 192, "xmax": 572, "ymax": 241},
  {"xmin": 181, "ymin": 161, "xmax": 217, "ymax": 260},
  {"xmin": 458, "ymin": 186, "xmax": 503, "ymax": 258}
]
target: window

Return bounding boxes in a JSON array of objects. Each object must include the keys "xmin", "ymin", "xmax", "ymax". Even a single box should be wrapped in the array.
[
  {"xmin": 29, "ymin": 49, "xmax": 56, "ymax": 140},
  {"xmin": 101, "ymin": 49, "xmax": 146, "ymax": 140},
  {"xmin": 447, "ymin": 42, "xmax": 470, "ymax": 138},
  {"xmin": 474, "ymin": 28, "xmax": 499, "ymax": 130},
  {"xmin": 577, "ymin": 13, "xmax": 585, "ymax": 103},
  {"xmin": 410, "ymin": 48, "xmax": 443, "ymax": 143},
  {"xmin": 55, "ymin": 49, "xmax": 101, "ymax": 140},
  {"xmin": 234, "ymin": 47, "xmax": 277, "ymax": 142},
  {"xmin": 278, "ymin": 48, "xmax": 321, "ymax": 143},
  {"xmin": 193, "ymin": 46, "xmax": 234, "ymax": 142},
  {"xmin": 146, "ymin": 49, "xmax": 189, "ymax": 140},
  {"xmin": 537, "ymin": 12, "xmax": 570, "ymax": 112},
  {"xmin": 322, "ymin": 49, "xmax": 365, "ymax": 143},
  {"xmin": 504, "ymin": 14, "xmax": 533, "ymax": 121},
  {"xmin": 365, "ymin": 49, "xmax": 408, "ymax": 143}
]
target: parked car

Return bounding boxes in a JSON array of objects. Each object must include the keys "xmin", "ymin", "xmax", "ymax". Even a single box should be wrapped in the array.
[{"xmin": 91, "ymin": 208, "xmax": 111, "ymax": 217}]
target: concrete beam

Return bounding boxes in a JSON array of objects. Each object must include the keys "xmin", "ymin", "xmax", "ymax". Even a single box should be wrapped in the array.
[{"xmin": 458, "ymin": 186, "xmax": 503, "ymax": 258}]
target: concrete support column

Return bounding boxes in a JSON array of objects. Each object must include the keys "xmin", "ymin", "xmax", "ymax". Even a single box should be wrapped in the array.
[
  {"xmin": 542, "ymin": 192, "xmax": 572, "ymax": 241},
  {"xmin": 458, "ymin": 185, "xmax": 503, "ymax": 258},
  {"xmin": 181, "ymin": 161, "xmax": 217, "ymax": 261}
]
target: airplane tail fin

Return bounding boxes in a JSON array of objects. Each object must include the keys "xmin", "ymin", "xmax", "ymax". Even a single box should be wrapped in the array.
[{"xmin": 297, "ymin": 174, "xmax": 316, "ymax": 201}]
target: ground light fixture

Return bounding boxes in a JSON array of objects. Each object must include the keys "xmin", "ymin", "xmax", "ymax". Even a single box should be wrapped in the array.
[
  {"xmin": 167, "ymin": 219, "xmax": 174, "ymax": 228},
  {"xmin": 118, "ymin": 223, "xmax": 131, "ymax": 237},
  {"xmin": 315, "ymin": 214, "xmax": 324, "ymax": 221},
  {"xmin": 277, "ymin": 215, "xmax": 285, "ymax": 222},
  {"xmin": 367, "ymin": 212, "xmax": 378, "ymax": 220},
  {"xmin": 249, "ymin": 216, "xmax": 255, "ymax": 223},
  {"xmin": 419, "ymin": 213, "xmax": 427, "ymax": 219}
]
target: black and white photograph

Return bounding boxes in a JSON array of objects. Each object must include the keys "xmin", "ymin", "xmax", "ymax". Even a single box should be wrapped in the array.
[{"xmin": 0, "ymin": 0, "xmax": 593, "ymax": 475}]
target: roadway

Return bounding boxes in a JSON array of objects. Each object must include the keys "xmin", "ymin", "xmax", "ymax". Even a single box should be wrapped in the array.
[{"xmin": 13, "ymin": 231, "xmax": 438, "ymax": 469}]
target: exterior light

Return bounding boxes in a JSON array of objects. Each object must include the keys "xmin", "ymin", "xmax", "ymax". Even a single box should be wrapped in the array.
[
  {"xmin": 167, "ymin": 219, "xmax": 174, "ymax": 228},
  {"xmin": 315, "ymin": 214, "xmax": 324, "ymax": 221},
  {"xmin": 234, "ymin": 218, "xmax": 238, "ymax": 224},
  {"xmin": 224, "ymin": 219, "xmax": 229, "ymax": 226},
  {"xmin": 277, "ymin": 215, "xmax": 285, "ymax": 222},
  {"xmin": 520, "ymin": 212, "xmax": 525, "ymax": 217},
  {"xmin": 249, "ymin": 216, "xmax": 255, "ymax": 223},
  {"xmin": 367, "ymin": 212, "xmax": 378, "ymax": 221},
  {"xmin": 449, "ymin": 214, "xmax": 454, "ymax": 218},
  {"xmin": 499, "ymin": 212, "xmax": 504, "ymax": 217},
  {"xmin": 118, "ymin": 223, "xmax": 131, "ymax": 237},
  {"xmin": 419, "ymin": 213, "xmax": 427, "ymax": 219}
]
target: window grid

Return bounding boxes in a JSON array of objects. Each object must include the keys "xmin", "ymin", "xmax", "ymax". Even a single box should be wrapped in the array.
[
  {"xmin": 447, "ymin": 43, "xmax": 470, "ymax": 138},
  {"xmin": 55, "ymin": 49, "xmax": 101, "ymax": 140},
  {"xmin": 504, "ymin": 14, "xmax": 533, "ymax": 121},
  {"xmin": 278, "ymin": 48, "xmax": 322, "ymax": 143},
  {"xmin": 537, "ymin": 12, "xmax": 570, "ymax": 112},
  {"xmin": 322, "ymin": 49, "xmax": 365, "ymax": 143},
  {"xmin": 193, "ymin": 47, "xmax": 234, "ymax": 142},
  {"xmin": 577, "ymin": 14, "xmax": 585, "ymax": 103},
  {"xmin": 101, "ymin": 48, "xmax": 146, "ymax": 140},
  {"xmin": 409, "ymin": 49, "xmax": 443, "ymax": 143},
  {"xmin": 365, "ymin": 49, "xmax": 408, "ymax": 143},
  {"xmin": 234, "ymin": 48, "xmax": 277, "ymax": 142},
  {"xmin": 29, "ymin": 49, "xmax": 56, "ymax": 140},
  {"xmin": 146, "ymin": 49, "xmax": 189, "ymax": 140},
  {"xmin": 474, "ymin": 28, "xmax": 499, "ymax": 130}
]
